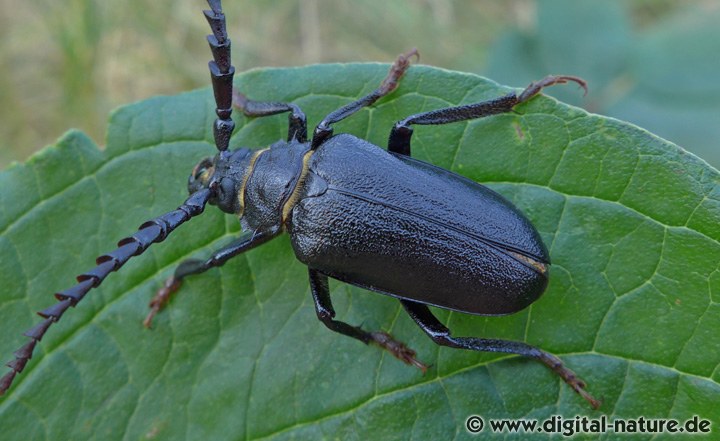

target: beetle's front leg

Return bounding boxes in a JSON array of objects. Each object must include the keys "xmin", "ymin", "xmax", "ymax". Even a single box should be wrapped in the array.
[
  {"xmin": 310, "ymin": 49, "xmax": 418, "ymax": 149},
  {"xmin": 308, "ymin": 269, "xmax": 428, "ymax": 373},
  {"xmin": 144, "ymin": 229, "xmax": 276, "ymax": 327},
  {"xmin": 400, "ymin": 299, "xmax": 601, "ymax": 409},
  {"xmin": 232, "ymin": 92, "xmax": 308, "ymax": 142}
]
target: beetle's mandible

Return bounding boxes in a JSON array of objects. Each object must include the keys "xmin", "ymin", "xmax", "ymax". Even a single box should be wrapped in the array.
[{"xmin": 1, "ymin": 0, "xmax": 599, "ymax": 409}]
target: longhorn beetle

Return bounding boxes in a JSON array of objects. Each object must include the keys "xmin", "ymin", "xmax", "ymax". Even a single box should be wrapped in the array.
[{"xmin": 1, "ymin": 0, "xmax": 599, "ymax": 408}]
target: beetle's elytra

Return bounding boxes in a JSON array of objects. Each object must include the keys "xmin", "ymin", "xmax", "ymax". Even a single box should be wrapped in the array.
[{"xmin": 0, "ymin": 0, "xmax": 599, "ymax": 409}]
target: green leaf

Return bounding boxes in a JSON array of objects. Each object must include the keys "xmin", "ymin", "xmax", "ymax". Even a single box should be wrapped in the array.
[
  {"xmin": 1, "ymin": 63, "xmax": 719, "ymax": 440},
  {"xmin": 485, "ymin": 0, "xmax": 720, "ymax": 170}
]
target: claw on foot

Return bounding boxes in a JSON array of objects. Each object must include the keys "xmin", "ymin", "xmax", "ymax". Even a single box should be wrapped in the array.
[
  {"xmin": 369, "ymin": 331, "xmax": 428, "ymax": 374},
  {"xmin": 518, "ymin": 75, "xmax": 588, "ymax": 104},
  {"xmin": 143, "ymin": 277, "xmax": 181, "ymax": 328},
  {"xmin": 538, "ymin": 352, "xmax": 601, "ymax": 410},
  {"xmin": 379, "ymin": 48, "xmax": 420, "ymax": 95}
]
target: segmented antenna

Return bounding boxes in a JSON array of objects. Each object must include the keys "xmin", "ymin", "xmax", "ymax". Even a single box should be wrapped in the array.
[
  {"xmin": 0, "ymin": 189, "xmax": 212, "ymax": 394},
  {"xmin": 204, "ymin": 0, "xmax": 235, "ymax": 152}
]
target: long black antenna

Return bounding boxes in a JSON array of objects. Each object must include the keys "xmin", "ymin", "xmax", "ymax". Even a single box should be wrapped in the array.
[
  {"xmin": 204, "ymin": 0, "xmax": 235, "ymax": 152},
  {"xmin": 0, "ymin": 190, "xmax": 212, "ymax": 394},
  {"xmin": 2, "ymin": 0, "xmax": 236, "ymax": 396}
]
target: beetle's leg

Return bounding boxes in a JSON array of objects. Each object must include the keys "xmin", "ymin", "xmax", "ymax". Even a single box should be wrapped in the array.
[
  {"xmin": 144, "ymin": 230, "xmax": 275, "ymax": 328},
  {"xmin": 233, "ymin": 91, "xmax": 307, "ymax": 142},
  {"xmin": 308, "ymin": 269, "xmax": 428, "ymax": 372},
  {"xmin": 310, "ymin": 49, "xmax": 419, "ymax": 149},
  {"xmin": 400, "ymin": 299, "xmax": 601, "ymax": 409},
  {"xmin": 387, "ymin": 75, "xmax": 587, "ymax": 156}
]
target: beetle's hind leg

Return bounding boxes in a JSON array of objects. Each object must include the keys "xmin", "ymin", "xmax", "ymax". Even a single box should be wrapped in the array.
[
  {"xmin": 309, "ymin": 269, "xmax": 428, "ymax": 373},
  {"xmin": 232, "ymin": 92, "xmax": 308, "ymax": 142},
  {"xmin": 400, "ymin": 299, "xmax": 601, "ymax": 409},
  {"xmin": 144, "ymin": 230, "xmax": 275, "ymax": 327},
  {"xmin": 387, "ymin": 75, "xmax": 587, "ymax": 157}
]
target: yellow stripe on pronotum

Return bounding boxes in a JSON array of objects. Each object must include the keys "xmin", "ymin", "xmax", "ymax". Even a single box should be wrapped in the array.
[{"xmin": 237, "ymin": 148, "xmax": 269, "ymax": 216}]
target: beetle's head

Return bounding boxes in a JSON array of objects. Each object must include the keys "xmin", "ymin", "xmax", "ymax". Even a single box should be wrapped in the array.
[{"xmin": 188, "ymin": 148, "xmax": 254, "ymax": 215}]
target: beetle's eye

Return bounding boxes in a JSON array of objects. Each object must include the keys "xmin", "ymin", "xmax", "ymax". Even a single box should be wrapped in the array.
[
  {"xmin": 192, "ymin": 157, "xmax": 214, "ymax": 181},
  {"xmin": 188, "ymin": 157, "xmax": 216, "ymax": 195},
  {"xmin": 190, "ymin": 158, "xmax": 215, "ymax": 185}
]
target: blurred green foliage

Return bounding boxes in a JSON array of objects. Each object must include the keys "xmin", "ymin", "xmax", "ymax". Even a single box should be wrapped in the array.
[
  {"xmin": 486, "ymin": 0, "xmax": 720, "ymax": 169},
  {"xmin": 1, "ymin": 0, "xmax": 717, "ymax": 167}
]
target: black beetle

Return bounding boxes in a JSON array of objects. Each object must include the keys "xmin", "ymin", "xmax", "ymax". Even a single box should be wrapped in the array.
[{"xmin": 1, "ymin": 0, "xmax": 598, "ymax": 409}]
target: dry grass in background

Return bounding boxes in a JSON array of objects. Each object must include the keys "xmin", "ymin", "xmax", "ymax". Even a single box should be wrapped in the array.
[{"xmin": 0, "ymin": 0, "xmax": 689, "ymax": 167}]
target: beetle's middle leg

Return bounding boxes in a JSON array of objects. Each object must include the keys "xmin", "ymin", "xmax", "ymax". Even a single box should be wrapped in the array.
[
  {"xmin": 308, "ymin": 268, "xmax": 428, "ymax": 372},
  {"xmin": 144, "ymin": 230, "xmax": 275, "ymax": 327},
  {"xmin": 400, "ymin": 299, "xmax": 600, "ymax": 409},
  {"xmin": 387, "ymin": 75, "xmax": 587, "ymax": 156},
  {"xmin": 310, "ymin": 49, "xmax": 419, "ymax": 149}
]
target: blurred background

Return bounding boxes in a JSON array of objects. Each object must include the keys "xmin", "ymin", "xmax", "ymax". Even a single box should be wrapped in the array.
[{"xmin": 1, "ymin": 0, "xmax": 718, "ymax": 168}]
